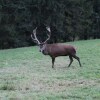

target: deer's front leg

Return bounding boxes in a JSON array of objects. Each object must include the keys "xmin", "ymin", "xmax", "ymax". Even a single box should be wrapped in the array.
[{"xmin": 51, "ymin": 57, "xmax": 55, "ymax": 68}]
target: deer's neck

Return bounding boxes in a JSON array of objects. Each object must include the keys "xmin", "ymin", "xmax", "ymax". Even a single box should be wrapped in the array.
[{"xmin": 42, "ymin": 44, "xmax": 49, "ymax": 55}]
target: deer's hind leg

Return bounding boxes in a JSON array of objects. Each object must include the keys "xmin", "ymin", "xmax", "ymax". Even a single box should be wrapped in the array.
[
  {"xmin": 68, "ymin": 56, "xmax": 73, "ymax": 67},
  {"xmin": 72, "ymin": 55, "xmax": 82, "ymax": 67}
]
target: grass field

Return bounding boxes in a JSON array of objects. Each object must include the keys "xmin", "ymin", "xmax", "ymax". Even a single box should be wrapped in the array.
[{"xmin": 0, "ymin": 39, "xmax": 100, "ymax": 100}]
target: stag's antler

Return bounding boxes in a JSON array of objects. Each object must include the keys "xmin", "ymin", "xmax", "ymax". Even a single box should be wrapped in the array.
[
  {"xmin": 43, "ymin": 26, "xmax": 51, "ymax": 43},
  {"xmin": 31, "ymin": 27, "xmax": 40, "ymax": 44},
  {"xmin": 31, "ymin": 26, "xmax": 51, "ymax": 44}
]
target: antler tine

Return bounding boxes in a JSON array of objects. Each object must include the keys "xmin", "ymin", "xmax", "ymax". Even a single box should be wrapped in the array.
[
  {"xmin": 31, "ymin": 27, "xmax": 40, "ymax": 44},
  {"xmin": 44, "ymin": 26, "xmax": 51, "ymax": 43},
  {"xmin": 46, "ymin": 26, "xmax": 51, "ymax": 33}
]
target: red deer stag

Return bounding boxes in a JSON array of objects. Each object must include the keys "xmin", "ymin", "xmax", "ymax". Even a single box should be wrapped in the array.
[{"xmin": 31, "ymin": 26, "xmax": 81, "ymax": 68}]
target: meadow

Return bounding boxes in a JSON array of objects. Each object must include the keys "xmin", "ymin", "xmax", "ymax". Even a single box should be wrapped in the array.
[{"xmin": 0, "ymin": 39, "xmax": 100, "ymax": 100}]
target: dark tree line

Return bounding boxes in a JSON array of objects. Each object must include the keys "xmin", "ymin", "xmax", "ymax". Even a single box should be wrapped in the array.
[{"xmin": 0, "ymin": 0, "xmax": 100, "ymax": 49}]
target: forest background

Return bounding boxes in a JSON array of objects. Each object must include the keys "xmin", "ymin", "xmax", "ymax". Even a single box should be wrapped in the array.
[{"xmin": 0, "ymin": 0, "xmax": 100, "ymax": 49}]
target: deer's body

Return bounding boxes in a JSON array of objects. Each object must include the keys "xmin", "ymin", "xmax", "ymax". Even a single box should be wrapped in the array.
[
  {"xmin": 31, "ymin": 26, "xmax": 82, "ymax": 68},
  {"xmin": 42, "ymin": 43, "xmax": 76, "ymax": 57}
]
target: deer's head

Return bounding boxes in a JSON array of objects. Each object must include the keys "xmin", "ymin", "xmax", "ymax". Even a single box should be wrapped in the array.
[{"xmin": 31, "ymin": 26, "xmax": 51, "ymax": 54}]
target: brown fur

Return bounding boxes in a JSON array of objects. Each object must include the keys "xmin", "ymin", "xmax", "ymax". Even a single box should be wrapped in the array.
[
  {"xmin": 45, "ymin": 44, "xmax": 76, "ymax": 57},
  {"xmin": 40, "ymin": 43, "xmax": 81, "ymax": 68}
]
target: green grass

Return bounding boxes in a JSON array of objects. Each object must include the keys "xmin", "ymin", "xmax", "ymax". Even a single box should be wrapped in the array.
[{"xmin": 0, "ymin": 39, "xmax": 100, "ymax": 100}]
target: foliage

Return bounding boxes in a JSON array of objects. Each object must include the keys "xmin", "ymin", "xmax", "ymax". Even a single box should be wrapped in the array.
[{"xmin": 0, "ymin": 0, "xmax": 100, "ymax": 49}]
